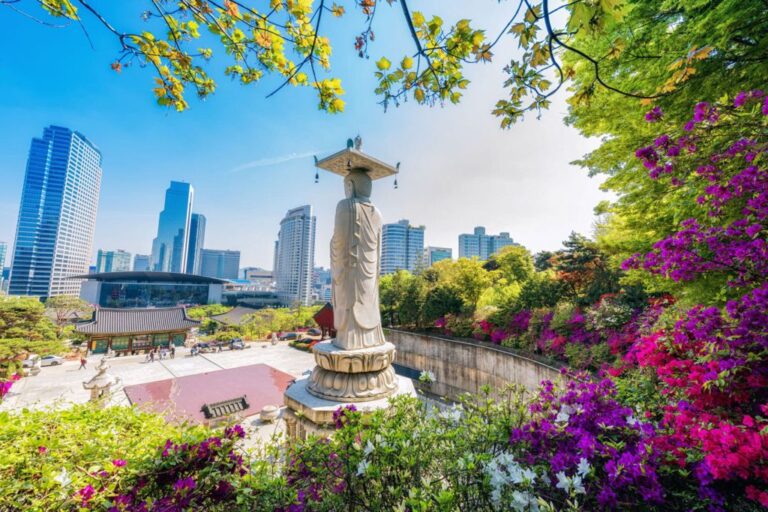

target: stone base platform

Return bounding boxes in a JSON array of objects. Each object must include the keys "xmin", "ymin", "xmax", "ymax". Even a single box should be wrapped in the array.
[{"xmin": 284, "ymin": 375, "xmax": 416, "ymax": 440}]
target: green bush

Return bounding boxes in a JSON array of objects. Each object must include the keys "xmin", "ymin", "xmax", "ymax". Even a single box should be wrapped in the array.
[
  {"xmin": 0, "ymin": 404, "xmax": 213, "ymax": 510},
  {"xmin": 564, "ymin": 343, "xmax": 592, "ymax": 370}
]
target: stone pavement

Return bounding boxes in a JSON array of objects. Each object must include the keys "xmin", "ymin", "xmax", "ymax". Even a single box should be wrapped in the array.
[{"xmin": 0, "ymin": 342, "xmax": 315, "ymax": 413}]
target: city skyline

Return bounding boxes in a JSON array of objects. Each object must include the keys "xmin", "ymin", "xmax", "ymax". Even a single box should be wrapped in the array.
[{"xmin": 0, "ymin": 2, "xmax": 606, "ymax": 271}]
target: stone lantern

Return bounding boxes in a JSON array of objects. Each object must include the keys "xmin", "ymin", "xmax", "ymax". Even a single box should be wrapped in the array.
[
  {"xmin": 284, "ymin": 139, "xmax": 416, "ymax": 439},
  {"xmin": 83, "ymin": 358, "xmax": 120, "ymax": 406}
]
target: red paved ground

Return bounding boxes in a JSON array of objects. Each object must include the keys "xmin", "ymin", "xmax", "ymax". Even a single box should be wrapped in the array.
[{"xmin": 123, "ymin": 364, "xmax": 294, "ymax": 424}]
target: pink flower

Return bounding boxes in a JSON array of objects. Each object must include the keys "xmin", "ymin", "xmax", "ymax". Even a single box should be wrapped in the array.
[
  {"xmin": 38, "ymin": 446, "xmax": 47, "ymax": 454},
  {"xmin": 76, "ymin": 484, "xmax": 95, "ymax": 504},
  {"xmin": 112, "ymin": 459, "xmax": 126, "ymax": 467}
]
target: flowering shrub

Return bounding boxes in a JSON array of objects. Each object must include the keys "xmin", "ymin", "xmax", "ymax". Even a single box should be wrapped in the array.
[
  {"xmin": 0, "ymin": 373, "xmax": 20, "ymax": 401},
  {"xmin": 615, "ymin": 93, "xmax": 768, "ymax": 510},
  {"xmin": 626, "ymin": 90, "xmax": 768, "ymax": 300},
  {"xmin": 510, "ymin": 375, "xmax": 664, "ymax": 509}
]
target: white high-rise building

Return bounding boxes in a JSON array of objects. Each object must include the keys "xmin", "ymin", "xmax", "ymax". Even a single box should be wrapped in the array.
[
  {"xmin": 9, "ymin": 126, "xmax": 102, "ymax": 298},
  {"xmin": 458, "ymin": 226, "xmax": 515, "ymax": 260},
  {"xmin": 381, "ymin": 219, "xmax": 425, "ymax": 275},
  {"xmin": 274, "ymin": 205, "xmax": 316, "ymax": 306}
]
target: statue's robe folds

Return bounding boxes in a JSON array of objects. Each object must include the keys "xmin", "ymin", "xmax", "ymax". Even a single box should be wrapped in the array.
[{"xmin": 331, "ymin": 197, "xmax": 384, "ymax": 349}]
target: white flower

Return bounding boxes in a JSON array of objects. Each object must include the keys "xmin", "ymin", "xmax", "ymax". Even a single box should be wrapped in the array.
[
  {"xmin": 54, "ymin": 468, "xmax": 71, "ymax": 487},
  {"xmin": 576, "ymin": 457, "xmax": 590, "ymax": 477},
  {"xmin": 555, "ymin": 471, "xmax": 571, "ymax": 493},
  {"xmin": 356, "ymin": 459, "xmax": 370, "ymax": 476},
  {"xmin": 440, "ymin": 404, "xmax": 463, "ymax": 423},
  {"xmin": 626, "ymin": 415, "xmax": 638, "ymax": 426},
  {"xmin": 555, "ymin": 404, "xmax": 575, "ymax": 424},
  {"xmin": 522, "ymin": 467, "xmax": 537, "ymax": 483},
  {"xmin": 418, "ymin": 370, "xmax": 435, "ymax": 383},
  {"xmin": 572, "ymin": 474, "xmax": 585, "ymax": 494},
  {"xmin": 364, "ymin": 440, "xmax": 375, "ymax": 456}
]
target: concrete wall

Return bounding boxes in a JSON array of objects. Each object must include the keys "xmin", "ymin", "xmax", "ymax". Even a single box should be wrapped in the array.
[{"xmin": 386, "ymin": 329, "xmax": 563, "ymax": 400}]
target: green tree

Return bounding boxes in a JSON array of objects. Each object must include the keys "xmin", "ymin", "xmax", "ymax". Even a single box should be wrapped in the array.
[
  {"xmin": 0, "ymin": 296, "xmax": 58, "ymax": 342},
  {"xmin": 379, "ymin": 270, "xmax": 424, "ymax": 327},
  {"xmin": 490, "ymin": 245, "xmax": 535, "ymax": 284},
  {"xmin": 534, "ymin": 251, "xmax": 555, "ymax": 271},
  {"xmin": 44, "ymin": 296, "xmax": 92, "ymax": 335},
  {"xmin": 422, "ymin": 285, "xmax": 463, "ymax": 325},
  {"xmin": 550, "ymin": 232, "xmax": 621, "ymax": 306},
  {"xmin": 10, "ymin": 0, "xmax": 745, "ymax": 123},
  {"xmin": 431, "ymin": 258, "xmax": 493, "ymax": 312},
  {"xmin": 516, "ymin": 272, "xmax": 565, "ymax": 311},
  {"xmin": 185, "ymin": 304, "xmax": 232, "ymax": 319},
  {"xmin": 562, "ymin": 1, "xmax": 768, "ymax": 282}
]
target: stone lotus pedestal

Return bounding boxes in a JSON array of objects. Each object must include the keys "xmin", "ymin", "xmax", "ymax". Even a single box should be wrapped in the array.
[{"xmin": 284, "ymin": 340, "xmax": 415, "ymax": 439}]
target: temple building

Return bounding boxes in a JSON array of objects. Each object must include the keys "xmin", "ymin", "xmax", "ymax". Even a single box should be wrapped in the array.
[{"xmin": 76, "ymin": 307, "xmax": 199, "ymax": 355}]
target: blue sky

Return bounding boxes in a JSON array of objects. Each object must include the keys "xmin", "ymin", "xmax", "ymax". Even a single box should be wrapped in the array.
[{"xmin": 0, "ymin": 1, "xmax": 606, "ymax": 269}]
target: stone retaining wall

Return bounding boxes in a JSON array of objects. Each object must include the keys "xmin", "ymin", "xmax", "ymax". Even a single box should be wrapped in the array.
[{"xmin": 385, "ymin": 329, "xmax": 563, "ymax": 400}]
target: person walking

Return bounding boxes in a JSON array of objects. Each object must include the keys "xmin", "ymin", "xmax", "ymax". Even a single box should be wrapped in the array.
[
  {"xmin": 170, "ymin": 345, "xmax": 175, "ymax": 359},
  {"xmin": 78, "ymin": 356, "xmax": 87, "ymax": 370},
  {"xmin": 149, "ymin": 350, "xmax": 155, "ymax": 363}
]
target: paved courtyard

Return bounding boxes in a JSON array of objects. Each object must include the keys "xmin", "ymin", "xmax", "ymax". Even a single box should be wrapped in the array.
[{"xmin": 0, "ymin": 342, "xmax": 315, "ymax": 413}]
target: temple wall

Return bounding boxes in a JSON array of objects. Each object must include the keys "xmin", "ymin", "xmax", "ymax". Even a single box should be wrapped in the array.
[{"xmin": 385, "ymin": 329, "xmax": 564, "ymax": 400}]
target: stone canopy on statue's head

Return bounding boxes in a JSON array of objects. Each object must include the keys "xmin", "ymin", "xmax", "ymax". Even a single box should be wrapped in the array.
[{"xmin": 315, "ymin": 147, "xmax": 398, "ymax": 181}]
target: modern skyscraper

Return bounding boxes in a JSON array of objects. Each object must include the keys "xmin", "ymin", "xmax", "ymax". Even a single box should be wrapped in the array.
[
  {"xmin": 150, "ymin": 181, "xmax": 194, "ymax": 273},
  {"xmin": 96, "ymin": 249, "xmax": 132, "ymax": 273},
  {"xmin": 0, "ymin": 241, "xmax": 7, "ymax": 291},
  {"xmin": 0, "ymin": 242, "xmax": 7, "ymax": 274},
  {"xmin": 423, "ymin": 246, "xmax": 452, "ymax": 267},
  {"xmin": 274, "ymin": 205, "xmax": 316, "ymax": 306},
  {"xmin": 200, "ymin": 249, "xmax": 240, "ymax": 280},
  {"xmin": 185, "ymin": 213, "xmax": 206, "ymax": 274},
  {"xmin": 458, "ymin": 226, "xmax": 516, "ymax": 260},
  {"xmin": 133, "ymin": 254, "xmax": 151, "ymax": 271},
  {"xmin": 9, "ymin": 126, "xmax": 102, "ymax": 298},
  {"xmin": 381, "ymin": 219, "xmax": 425, "ymax": 275}
]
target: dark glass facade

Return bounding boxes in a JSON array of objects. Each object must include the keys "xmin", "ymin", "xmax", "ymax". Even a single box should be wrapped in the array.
[
  {"xmin": 151, "ymin": 181, "xmax": 193, "ymax": 273},
  {"xmin": 98, "ymin": 282, "xmax": 209, "ymax": 308}
]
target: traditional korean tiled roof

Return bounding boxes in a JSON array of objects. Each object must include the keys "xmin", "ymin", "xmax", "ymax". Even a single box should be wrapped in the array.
[
  {"xmin": 76, "ymin": 307, "xmax": 199, "ymax": 335},
  {"xmin": 211, "ymin": 306, "xmax": 260, "ymax": 326},
  {"xmin": 201, "ymin": 396, "xmax": 250, "ymax": 419}
]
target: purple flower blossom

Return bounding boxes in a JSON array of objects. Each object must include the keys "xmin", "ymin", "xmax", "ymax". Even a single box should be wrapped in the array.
[
  {"xmin": 645, "ymin": 106, "xmax": 663, "ymax": 122},
  {"xmin": 173, "ymin": 476, "xmax": 196, "ymax": 493}
]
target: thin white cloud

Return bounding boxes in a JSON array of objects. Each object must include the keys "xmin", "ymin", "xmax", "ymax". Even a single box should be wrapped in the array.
[{"xmin": 227, "ymin": 150, "xmax": 322, "ymax": 174}]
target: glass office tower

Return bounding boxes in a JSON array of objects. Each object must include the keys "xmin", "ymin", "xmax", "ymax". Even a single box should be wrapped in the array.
[
  {"xmin": 185, "ymin": 213, "xmax": 206, "ymax": 274},
  {"xmin": 9, "ymin": 126, "xmax": 102, "ymax": 298},
  {"xmin": 200, "ymin": 249, "xmax": 240, "ymax": 280},
  {"xmin": 150, "ymin": 181, "xmax": 194, "ymax": 273},
  {"xmin": 96, "ymin": 249, "xmax": 132, "ymax": 273}
]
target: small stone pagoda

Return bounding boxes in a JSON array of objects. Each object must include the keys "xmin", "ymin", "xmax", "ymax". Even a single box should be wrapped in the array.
[
  {"xmin": 284, "ymin": 138, "xmax": 416, "ymax": 439},
  {"xmin": 83, "ymin": 358, "xmax": 120, "ymax": 406}
]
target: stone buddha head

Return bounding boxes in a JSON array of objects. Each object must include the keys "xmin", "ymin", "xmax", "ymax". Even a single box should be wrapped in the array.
[{"xmin": 344, "ymin": 169, "xmax": 372, "ymax": 200}]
